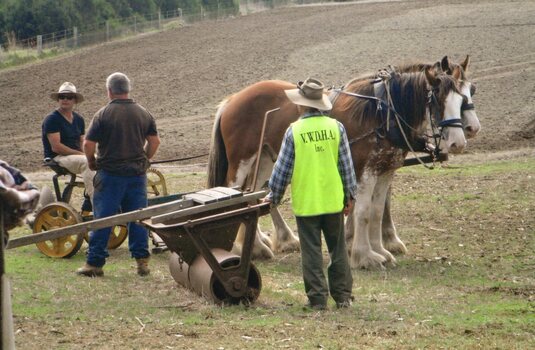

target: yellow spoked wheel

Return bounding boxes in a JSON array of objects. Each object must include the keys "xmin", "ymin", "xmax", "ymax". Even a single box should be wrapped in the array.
[
  {"xmin": 147, "ymin": 168, "xmax": 168, "ymax": 196},
  {"xmin": 32, "ymin": 202, "xmax": 84, "ymax": 258},
  {"xmin": 83, "ymin": 224, "xmax": 128, "ymax": 249}
]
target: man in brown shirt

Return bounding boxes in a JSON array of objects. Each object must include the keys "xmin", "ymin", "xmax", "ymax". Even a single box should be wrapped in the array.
[{"xmin": 77, "ymin": 72, "xmax": 160, "ymax": 277}]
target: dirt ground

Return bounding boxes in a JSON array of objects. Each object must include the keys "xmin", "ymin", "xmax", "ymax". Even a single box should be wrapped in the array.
[
  {"xmin": 2, "ymin": 1, "xmax": 535, "ymax": 349},
  {"xmin": 0, "ymin": 0, "xmax": 534, "ymax": 172}
]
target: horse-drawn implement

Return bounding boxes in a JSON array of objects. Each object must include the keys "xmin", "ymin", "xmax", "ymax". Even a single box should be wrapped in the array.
[{"xmin": 6, "ymin": 166, "xmax": 271, "ymax": 304}]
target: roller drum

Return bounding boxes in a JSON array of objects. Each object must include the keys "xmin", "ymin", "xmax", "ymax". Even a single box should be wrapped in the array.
[{"xmin": 169, "ymin": 248, "xmax": 261, "ymax": 304}]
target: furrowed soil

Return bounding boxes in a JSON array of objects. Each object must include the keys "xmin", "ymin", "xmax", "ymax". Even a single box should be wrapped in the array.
[
  {"xmin": 1, "ymin": 0, "xmax": 534, "ymax": 349},
  {"xmin": 1, "ymin": 0, "xmax": 534, "ymax": 170}
]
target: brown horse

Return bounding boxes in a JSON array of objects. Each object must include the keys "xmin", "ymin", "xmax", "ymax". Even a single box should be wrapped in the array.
[
  {"xmin": 208, "ymin": 59, "xmax": 469, "ymax": 266},
  {"xmin": 375, "ymin": 56, "xmax": 480, "ymax": 257}
]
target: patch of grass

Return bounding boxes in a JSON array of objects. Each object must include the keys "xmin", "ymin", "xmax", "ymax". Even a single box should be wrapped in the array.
[
  {"xmin": 0, "ymin": 48, "xmax": 61, "ymax": 69},
  {"xmin": 4, "ymin": 157, "xmax": 535, "ymax": 348}
]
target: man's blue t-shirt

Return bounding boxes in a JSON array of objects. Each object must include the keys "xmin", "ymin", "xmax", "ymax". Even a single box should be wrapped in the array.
[{"xmin": 42, "ymin": 110, "xmax": 85, "ymax": 158}]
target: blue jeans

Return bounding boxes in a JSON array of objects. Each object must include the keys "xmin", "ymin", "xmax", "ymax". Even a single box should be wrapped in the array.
[{"xmin": 87, "ymin": 170, "xmax": 149, "ymax": 267}]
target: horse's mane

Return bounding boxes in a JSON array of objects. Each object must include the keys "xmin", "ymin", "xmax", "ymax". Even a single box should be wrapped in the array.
[{"xmin": 337, "ymin": 69, "xmax": 430, "ymax": 132}]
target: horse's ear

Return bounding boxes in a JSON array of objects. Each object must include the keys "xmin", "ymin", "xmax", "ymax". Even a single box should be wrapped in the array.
[
  {"xmin": 460, "ymin": 55, "xmax": 470, "ymax": 73},
  {"xmin": 441, "ymin": 56, "xmax": 452, "ymax": 74},
  {"xmin": 452, "ymin": 66, "xmax": 462, "ymax": 80},
  {"xmin": 432, "ymin": 61, "xmax": 442, "ymax": 73},
  {"xmin": 425, "ymin": 66, "xmax": 439, "ymax": 87},
  {"xmin": 470, "ymin": 82, "xmax": 477, "ymax": 96}
]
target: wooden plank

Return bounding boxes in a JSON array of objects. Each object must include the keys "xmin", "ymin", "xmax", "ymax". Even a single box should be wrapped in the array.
[
  {"xmin": 183, "ymin": 187, "xmax": 244, "ymax": 204},
  {"xmin": 147, "ymin": 193, "xmax": 183, "ymax": 206},
  {"xmin": 184, "ymin": 192, "xmax": 218, "ymax": 205},
  {"xmin": 195, "ymin": 189, "xmax": 233, "ymax": 201},
  {"xmin": 205, "ymin": 187, "xmax": 243, "ymax": 198},
  {"xmin": 183, "ymin": 187, "xmax": 243, "ymax": 204},
  {"xmin": 6, "ymin": 198, "xmax": 195, "ymax": 249},
  {"xmin": 147, "ymin": 190, "xmax": 267, "ymax": 225}
]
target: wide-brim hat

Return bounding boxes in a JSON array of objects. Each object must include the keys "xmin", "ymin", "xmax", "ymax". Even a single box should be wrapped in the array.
[
  {"xmin": 50, "ymin": 82, "xmax": 84, "ymax": 103},
  {"xmin": 284, "ymin": 78, "xmax": 332, "ymax": 111}
]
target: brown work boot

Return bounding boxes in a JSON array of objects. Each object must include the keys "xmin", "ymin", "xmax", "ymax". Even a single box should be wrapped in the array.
[
  {"xmin": 136, "ymin": 258, "xmax": 150, "ymax": 276},
  {"xmin": 76, "ymin": 263, "xmax": 103, "ymax": 277}
]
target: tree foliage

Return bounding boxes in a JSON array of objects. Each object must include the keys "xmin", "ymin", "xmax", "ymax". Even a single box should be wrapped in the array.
[{"xmin": 0, "ymin": 0, "xmax": 238, "ymax": 44}]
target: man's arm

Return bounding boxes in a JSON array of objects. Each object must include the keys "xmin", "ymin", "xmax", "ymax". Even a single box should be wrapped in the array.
[
  {"xmin": 337, "ymin": 123, "xmax": 357, "ymax": 216},
  {"xmin": 47, "ymin": 133, "xmax": 84, "ymax": 155},
  {"xmin": 83, "ymin": 139, "xmax": 98, "ymax": 171},
  {"xmin": 144, "ymin": 134, "xmax": 161, "ymax": 160},
  {"xmin": 266, "ymin": 127, "xmax": 295, "ymax": 206}
]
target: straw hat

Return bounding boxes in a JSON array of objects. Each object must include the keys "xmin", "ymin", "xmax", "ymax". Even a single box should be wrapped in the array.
[
  {"xmin": 284, "ymin": 78, "xmax": 332, "ymax": 111},
  {"xmin": 50, "ymin": 82, "xmax": 84, "ymax": 103}
]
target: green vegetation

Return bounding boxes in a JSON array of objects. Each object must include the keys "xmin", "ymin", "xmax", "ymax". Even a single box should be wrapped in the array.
[
  {"xmin": 0, "ymin": 0, "xmax": 239, "ymax": 46},
  {"xmin": 4, "ymin": 157, "xmax": 534, "ymax": 348}
]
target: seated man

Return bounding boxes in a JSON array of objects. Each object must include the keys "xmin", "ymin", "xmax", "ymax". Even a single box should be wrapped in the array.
[
  {"xmin": 42, "ymin": 82, "xmax": 95, "ymax": 202},
  {"xmin": 0, "ymin": 160, "xmax": 40, "ymax": 236},
  {"xmin": 1, "ymin": 159, "xmax": 39, "ymax": 350}
]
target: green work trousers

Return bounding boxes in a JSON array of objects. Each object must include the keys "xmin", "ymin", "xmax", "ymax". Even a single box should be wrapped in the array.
[{"xmin": 296, "ymin": 213, "xmax": 353, "ymax": 306}]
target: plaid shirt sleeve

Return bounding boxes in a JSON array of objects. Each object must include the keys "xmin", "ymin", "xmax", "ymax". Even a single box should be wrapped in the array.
[
  {"xmin": 268, "ymin": 126, "xmax": 295, "ymax": 205},
  {"xmin": 337, "ymin": 122, "xmax": 358, "ymax": 202}
]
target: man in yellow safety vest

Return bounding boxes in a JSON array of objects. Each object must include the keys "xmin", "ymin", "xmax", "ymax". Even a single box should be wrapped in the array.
[{"xmin": 264, "ymin": 78, "xmax": 357, "ymax": 310}]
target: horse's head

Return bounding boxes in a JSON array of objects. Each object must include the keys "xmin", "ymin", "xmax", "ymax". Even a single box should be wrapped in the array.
[
  {"xmin": 424, "ymin": 67, "xmax": 467, "ymax": 154},
  {"xmin": 440, "ymin": 55, "xmax": 481, "ymax": 139}
]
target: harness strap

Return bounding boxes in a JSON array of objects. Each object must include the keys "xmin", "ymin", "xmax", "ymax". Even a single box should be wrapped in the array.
[
  {"xmin": 439, "ymin": 118, "xmax": 463, "ymax": 128},
  {"xmin": 461, "ymin": 102, "xmax": 475, "ymax": 111},
  {"xmin": 334, "ymin": 77, "xmax": 440, "ymax": 169}
]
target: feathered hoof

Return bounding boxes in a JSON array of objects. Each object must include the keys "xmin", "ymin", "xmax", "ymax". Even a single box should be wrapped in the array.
[
  {"xmin": 231, "ymin": 244, "xmax": 274, "ymax": 260},
  {"xmin": 380, "ymin": 249, "xmax": 397, "ymax": 267},
  {"xmin": 350, "ymin": 250, "xmax": 387, "ymax": 270},
  {"xmin": 252, "ymin": 245, "xmax": 275, "ymax": 260},
  {"xmin": 275, "ymin": 238, "xmax": 301, "ymax": 253},
  {"xmin": 384, "ymin": 240, "xmax": 408, "ymax": 256},
  {"xmin": 259, "ymin": 234, "xmax": 273, "ymax": 250}
]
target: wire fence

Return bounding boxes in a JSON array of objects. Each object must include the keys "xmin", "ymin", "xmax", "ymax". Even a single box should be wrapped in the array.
[
  {"xmin": 0, "ymin": 0, "xmax": 340, "ymax": 63},
  {"xmin": 0, "ymin": 0, "xmax": 298, "ymax": 62}
]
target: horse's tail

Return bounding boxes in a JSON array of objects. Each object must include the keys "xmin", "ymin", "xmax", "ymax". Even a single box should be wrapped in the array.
[{"xmin": 207, "ymin": 99, "xmax": 229, "ymax": 187}]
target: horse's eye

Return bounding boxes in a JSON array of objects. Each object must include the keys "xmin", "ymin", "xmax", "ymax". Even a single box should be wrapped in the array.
[
  {"xmin": 462, "ymin": 95, "xmax": 468, "ymax": 105},
  {"xmin": 470, "ymin": 82, "xmax": 477, "ymax": 96}
]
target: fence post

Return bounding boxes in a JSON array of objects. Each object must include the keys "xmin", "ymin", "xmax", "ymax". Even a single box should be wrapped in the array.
[
  {"xmin": 158, "ymin": 11, "xmax": 162, "ymax": 29},
  {"xmin": 134, "ymin": 16, "xmax": 137, "ymax": 33},
  {"xmin": 106, "ymin": 21, "xmax": 110, "ymax": 42},
  {"xmin": 178, "ymin": 8, "xmax": 182, "ymax": 19},
  {"xmin": 73, "ymin": 26, "xmax": 78, "ymax": 48},
  {"xmin": 37, "ymin": 35, "xmax": 43, "ymax": 55}
]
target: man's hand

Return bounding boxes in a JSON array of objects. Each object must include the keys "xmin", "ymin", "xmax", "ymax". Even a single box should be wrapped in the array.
[
  {"xmin": 261, "ymin": 194, "xmax": 273, "ymax": 207},
  {"xmin": 343, "ymin": 199, "xmax": 354, "ymax": 216},
  {"xmin": 83, "ymin": 139, "xmax": 98, "ymax": 170},
  {"xmin": 87, "ymin": 157, "xmax": 97, "ymax": 171}
]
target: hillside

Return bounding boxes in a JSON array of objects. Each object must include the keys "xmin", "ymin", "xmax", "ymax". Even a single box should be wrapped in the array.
[{"xmin": 1, "ymin": 0, "xmax": 534, "ymax": 171}]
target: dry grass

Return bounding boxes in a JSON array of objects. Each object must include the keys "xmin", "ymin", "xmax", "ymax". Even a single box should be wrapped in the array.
[{"xmin": 4, "ymin": 153, "xmax": 534, "ymax": 349}]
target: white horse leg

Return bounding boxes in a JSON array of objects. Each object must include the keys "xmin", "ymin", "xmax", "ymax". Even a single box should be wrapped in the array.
[
  {"xmin": 382, "ymin": 185, "xmax": 407, "ymax": 255},
  {"xmin": 229, "ymin": 156, "xmax": 275, "ymax": 259},
  {"xmin": 349, "ymin": 173, "xmax": 387, "ymax": 269},
  {"xmin": 270, "ymin": 207, "xmax": 300, "ymax": 252},
  {"xmin": 369, "ymin": 175, "xmax": 396, "ymax": 266},
  {"xmin": 232, "ymin": 223, "xmax": 274, "ymax": 260},
  {"xmin": 253, "ymin": 148, "xmax": 299, "ymax": 254}
]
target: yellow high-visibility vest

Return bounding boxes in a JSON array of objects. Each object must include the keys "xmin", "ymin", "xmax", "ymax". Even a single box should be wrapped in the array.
[{"xmin": 291, "ymin": 116, "xmax": 344, "ymax": 216}]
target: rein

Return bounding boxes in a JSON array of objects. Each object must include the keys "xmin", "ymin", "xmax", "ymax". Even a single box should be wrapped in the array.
[
  {"xmin": 331, "ymin": 72, "xmax": 461, "ymax": 169},
  {"xmin": 150, "ymin": 153, "xmax": 208, "ymax": 165}
]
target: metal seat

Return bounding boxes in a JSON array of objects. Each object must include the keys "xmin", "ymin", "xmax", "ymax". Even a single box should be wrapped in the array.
[{"xmin": 42, "ymin": 158, "xmax": 84, "ymax": 204}]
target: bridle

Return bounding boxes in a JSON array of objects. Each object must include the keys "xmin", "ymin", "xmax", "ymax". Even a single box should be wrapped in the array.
[{"xmin": 330, "ymin": 72, "xmax": 465, "ymax": 168}]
